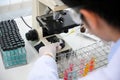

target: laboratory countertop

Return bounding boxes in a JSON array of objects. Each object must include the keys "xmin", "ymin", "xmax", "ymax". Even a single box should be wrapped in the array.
[{"xmin": 0, "ymin": 16, "xmax": 99, "ymax": 80}]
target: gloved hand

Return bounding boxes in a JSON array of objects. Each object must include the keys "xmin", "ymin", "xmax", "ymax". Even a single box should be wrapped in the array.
[{"xmin": 39, "ymin": 42, "xmax": 61, "ymax": 59}]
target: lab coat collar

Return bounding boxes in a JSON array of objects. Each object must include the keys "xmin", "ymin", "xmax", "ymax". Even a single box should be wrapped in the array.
[{"xmin": 108, "ymin": 39, "xmax": 120, "ymax": 61}]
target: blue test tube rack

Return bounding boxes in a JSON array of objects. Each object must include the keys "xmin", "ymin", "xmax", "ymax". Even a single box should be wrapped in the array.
[{"xmin": 1, "ymin": 47, "xmax": 27, "ymax": 69}]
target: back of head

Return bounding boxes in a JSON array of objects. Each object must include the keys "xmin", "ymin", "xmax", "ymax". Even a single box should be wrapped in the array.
[{"xmin": 61, "ymin": 0, "xmax": 120, "ymax": 29}]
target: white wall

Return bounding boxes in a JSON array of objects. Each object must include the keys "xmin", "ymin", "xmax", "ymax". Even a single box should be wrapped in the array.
[
  {"xmin": 0, "ymin": 0, "xmax": 32, "ymax": 14},
  {"xmin": 0, "ymin": 0, "xmax": 31, "ymax": 6}
]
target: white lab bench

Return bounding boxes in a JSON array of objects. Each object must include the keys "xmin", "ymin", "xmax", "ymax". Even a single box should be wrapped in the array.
[{"xmin": 0, "ymin": 16, "xmax": 100, "ymax": 80}]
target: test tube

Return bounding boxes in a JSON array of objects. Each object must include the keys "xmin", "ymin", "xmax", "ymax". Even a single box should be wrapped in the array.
[
  {"xmin": 89, "ymin": 57, "xmax": 95, "ymax": 72},
  {"xmin": 72, "ymin": 71, "xmax": 77, "ymax": 80},
  {"xmin": 82, "ymin": 63, "xmax": 89, "ymax": 77},
  {"xmin": 79, "ymin": 59, "xmax": 85, "ymax": 76},
  {"xmin": 68, "ymin": 72, "xmax": 72, "ymax": 80},
  {"xmin": 64, "ymin": 69, "xmax": 68, "ymax": 80}
]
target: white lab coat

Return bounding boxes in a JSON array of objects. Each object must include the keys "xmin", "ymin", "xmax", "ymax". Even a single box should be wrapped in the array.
[{"xmin": 28, "ymin": 40, "xmax": 120, "ymax": 80}]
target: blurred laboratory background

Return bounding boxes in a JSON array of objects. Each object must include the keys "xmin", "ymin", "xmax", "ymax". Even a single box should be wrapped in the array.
[{"xmin": 0, "ymin": 0, "xmax": 32, "ymax": 21}]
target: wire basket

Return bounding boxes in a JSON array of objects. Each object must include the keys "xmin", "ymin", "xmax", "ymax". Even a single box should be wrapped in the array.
[{"xmin": 56, "ymin": 41, "xmax": 111, "ymax": 79}]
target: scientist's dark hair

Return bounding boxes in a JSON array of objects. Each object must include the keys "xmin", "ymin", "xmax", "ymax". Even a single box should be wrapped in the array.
[{"xmin": 61, "ymin": 0, "xmax": 120, "ymax": 29}]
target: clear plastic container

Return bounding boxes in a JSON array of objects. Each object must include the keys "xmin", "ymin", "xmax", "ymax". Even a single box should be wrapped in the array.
[{"xmin": 1, "ymin": 47, "xmax": 27, "ymax": 69}]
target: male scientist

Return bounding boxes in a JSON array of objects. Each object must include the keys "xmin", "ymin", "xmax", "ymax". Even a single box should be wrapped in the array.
[{"xmin": 28, "ymin": 0, "xmax": 120, "ymax": 80}]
